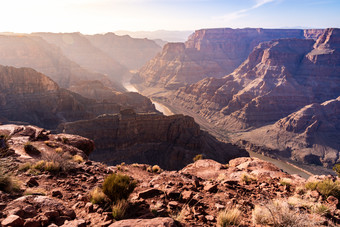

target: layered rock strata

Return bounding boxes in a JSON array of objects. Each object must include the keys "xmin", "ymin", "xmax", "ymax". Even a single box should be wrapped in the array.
[{"xmin": 58, "ymin": 110, "xmax": 248, "ymax": 170}]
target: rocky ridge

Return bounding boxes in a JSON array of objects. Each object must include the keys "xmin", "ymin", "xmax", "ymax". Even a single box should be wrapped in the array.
[
  {"xmin": 0, "ymin": 124, "xmax": 339, "ymax": 226},
  {"xmin": 0, "ymin": 65, "xmax": 156, "ymax": 129},
  {"xmin": 134, "ymin": 28, "xmax": 324, "ymax": 90},
  {"xmin": 86, "ymin": 32, "xmax": 162, "ymax": 70},
  {"xmin": 58, "ymin": 110, "xmax": 248, "ymax": 170},
  {"xmin": 170, "ymin": 28, "xmax": 340, "ymax": 168},
  {"xmin": 0, "ymin": 34, "xmax": 115, "ymax": 89}
]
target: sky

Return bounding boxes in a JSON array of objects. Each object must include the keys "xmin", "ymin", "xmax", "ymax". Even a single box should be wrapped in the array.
[{"xmin": 0, "ymin": 0, "xmax": 339, "ymax": 34}]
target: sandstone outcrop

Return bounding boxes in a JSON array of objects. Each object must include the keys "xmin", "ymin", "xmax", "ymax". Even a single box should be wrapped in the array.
[
  {"xmin": 172, "ymin": 28, "xmax": 340, "ymax": 168},
  {"xmin": 35, "ymin": 32, "xmax": 131, "ymax": 86},
  {"xmin": 58, "ymin": 110, "xmax": 248, "ymax": 170},
  {"xmin": 0, "ymin": 123, "xmax": 339, "ymax": 226},
  {"xmin": 0, "ymin": 34, "xmax": 114, "ymax": 89},
  {"xmin": 135, "ymin": 28, "xmax": 324, "ymax": 90},
  {"xmin": 86, "ymin": 32, "xmax": 162, "ymax": 70},
  {"xmin": 0, "ymin": 65, "xmax": 154, "ymax": 129},
  {"xmin": 238, "ymin": 96, "xmax": 340, "ymax": 168}
]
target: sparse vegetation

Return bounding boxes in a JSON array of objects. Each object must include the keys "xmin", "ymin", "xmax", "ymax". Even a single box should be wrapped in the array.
[
  {"xmin": 32, "ymin": 160, "xmax": 61, "ymax": 173},
  {"xmin": 0, "ymin": 168, "xmax": 20, "ymax": 193},
  {"xmin": 55, "ymin": 147, "xmax": 63, "ymax": 153},
  {"xmin": 280, "ymin": 178, "xmax": 292, "ymax": 187},
  {"xmin": 72, "ymin": 154, "xmax": 84, "ymax": 163},
  {"xmin": 152, "ymin": 165, "xmax": 161, "ymax": 173},
  {"xmin": 305, "ymin": 181, "xmax": 318, "ymax": 191},
  {"xmin": 111, "ymin": 200, "xmax": 129, "ymax": 220},
  {"xmin": 0, "ymin": 134, "xmax": 12, "ymax": 157},
  {"xmin": 305, "ymin": 179, "xmax": 340, "ymax": 200},
  {"xmin": 312, "ymin": 203, "xmax": 330, "ymax": 216},
  {"xmin": 89, "ymin": 187, "xmax": 107, "ymax": 204},
  {"xmin": 24, "ymin": 188, "xmax": 46, "ymax": 196},
  {"xmin": 316, "ymin": 179, "xmax": 340, "ymax": 199},
  {"xmin": 61, "ymin": 137, "xmax": 69, "ymax": 144},
  {"xmin": 18, "ymin": 162, "xmax": 32, "ymax": 172},
  {"xmin": 217, "ymin": 206, "xmax": 242, "ymax": 226},
  {"xmin": 102, "ymin": 173, "xmax": 136, "ymax": 204},
  {"xmin": 193, "ymin": 154, "xmax": 203, "ymax": 162},
  {"xmin": 252, "ymin": 200, "xmax": 318, "ymax": 226},
  {"xmin": 241, "ymin": 173, "xmax": 257, "ymax": 184}
]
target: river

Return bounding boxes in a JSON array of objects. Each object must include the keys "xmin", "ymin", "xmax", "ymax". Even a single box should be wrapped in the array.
[{"xmin": 123, "ymin": 82, "xmax": 174, "ymax": 116}]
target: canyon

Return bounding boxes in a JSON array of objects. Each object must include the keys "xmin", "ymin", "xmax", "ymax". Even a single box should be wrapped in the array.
[{"xmin": 134, "ymin": 28, "xmax": 340, "ymax": 171}]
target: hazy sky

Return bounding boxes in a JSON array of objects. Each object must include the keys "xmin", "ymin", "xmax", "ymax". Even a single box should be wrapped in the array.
[{"xmin": 1, "ymin": 0, "xmax": 339, "ymax": 34}]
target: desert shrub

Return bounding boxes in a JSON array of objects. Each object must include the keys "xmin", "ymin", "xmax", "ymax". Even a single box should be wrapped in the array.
[
  {"xmin": 112, "ymin": 200, "xmax": 129, "ymax": 220},
  {"xmin": 146, "ymin": 166, "xmax": 152, "ymax": 172},
  {"xmin": 312, "ymin": 203, "xmax": 330, "ymax": 216},
  {"xmin": 90, "ymin": 187, "xmax": 107, "ymax": 204},
  {"xmin": 55, "ymin": 147, "xmax": 63, "ymax": 153},
  {"xmin": 72, "ymin": 155, "xmax": 84, "ymax": 163},
  {"xmin": 42, "ymin": 152, "xmax": 75, "ymax": 172},
  {"xmin": 32, "ymin": 160, "xmax": 61, "ymax": 173},
  {"xmin": 102, "ymin": 173, "xmax": 136, "ymax": 203},
  {"xmin": 316, "ymin": 179, "xmax": 340, "ymax": 199},
  {"xmin": 18, "ymin": 162, "xmax": 32, "ymax": 172},
  {"xmin": 24, "ymin": 188, "xmax": 46, "ymax": 196},
  {"xmin": 0, "ymin": 168, "xmax": 20, "ymax": 193},
  {"xmin": 0, "ymin": 135, "xmax": 12, "ymax": 157},
  {"xmin": 217, "ymin": 206, "xmax": 242, "ymax": 226},
  {"xmin": 152, "ymin": 165, "xmax": 161, "ymax": 173},
  {"xmin": 24, "ymin": 142, "xmax": 40, "ymax": 155},
  {"xmin": 193, "ymin": 154, "xmax": 203, "ymax": 162},
  {"xmin": 252, "ymin": 200, "xmax": 318, "ymax": 227},
  {"xmin": 305, "ymin": 181, "xmax": 318, "ymax": 191},
  {"xmin": 333, "ymin": 163, "xmax": 340, "ymax": 177},
  {"xmin": 241, "ymin": 173, "xmax": 256, "ymax": 184},
  {"xmin": 280, "ymin": 178, "xmax": 292, "ymax": 187}
]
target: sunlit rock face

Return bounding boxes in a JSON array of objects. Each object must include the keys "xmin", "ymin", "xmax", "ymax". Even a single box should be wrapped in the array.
[{"xmin": 136, "ymin": 28, "xmax": 324, "ymax": 90}]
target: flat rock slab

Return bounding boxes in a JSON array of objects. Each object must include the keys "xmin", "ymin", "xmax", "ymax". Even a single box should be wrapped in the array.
[{"xmin": 109, "ymin": 217, "xmax": 177, "ymax": 227}]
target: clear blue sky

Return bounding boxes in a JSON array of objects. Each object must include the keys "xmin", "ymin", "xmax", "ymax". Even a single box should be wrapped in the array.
[{"xmin": 0, "ymin": 0, "xmax": 339, "ymax": 33}]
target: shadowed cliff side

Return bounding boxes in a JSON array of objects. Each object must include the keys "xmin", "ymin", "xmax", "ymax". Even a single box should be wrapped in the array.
[{"xmin": 58, "ymin": 110, "xmax": 248, "ymax": 170}]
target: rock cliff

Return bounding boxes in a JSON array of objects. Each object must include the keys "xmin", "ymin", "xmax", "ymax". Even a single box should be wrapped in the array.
[
  {"xmin": 0, "ymin": 34, "xmax": 118, "ymax": 89},
  {"xmin": 172, "ymin": 28, "xmax": 340, "ymax": 168},
  {"xmin": 135, "ymin": 28, "xmax": 324, "ymax": 90},
  {"xmin": 58, "ymin": 110, "xmax": 248, "ymax": 170},
  {"xmin": 34, "ymin": 32, "xmax": 131, "ymax": 86},
  {"xmin": 86, "ymin": 32, "xmax": 162, "ymax": 70},
  {"xmin": 0, "ymin": 65, "xmax": 155, "ymax": 129}
]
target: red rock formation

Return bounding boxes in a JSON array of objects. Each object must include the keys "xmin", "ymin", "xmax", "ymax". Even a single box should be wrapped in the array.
[
  {"xmin": 58, "ymin": 110, "xmax": 248, "ymax": 170},
  {"xmin": 0, "ymin": 65, "xmax": 155, "ymax": 129},
  {"xmin": 173, "ymin": 28, "xmax": 340, "ymax": 130},
  {"xmin": 135, "ymin": 28, "xmax": 324, "ymax": 90}
]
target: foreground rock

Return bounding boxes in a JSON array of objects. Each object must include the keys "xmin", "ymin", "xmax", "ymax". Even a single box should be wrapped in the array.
[
  {"xmin": 59, "ymin": 110, "xmax": 247, "ymax": 170},
  {"xmin": 0, "ymin": 126, "xmax": 339, "ymax": 226}
]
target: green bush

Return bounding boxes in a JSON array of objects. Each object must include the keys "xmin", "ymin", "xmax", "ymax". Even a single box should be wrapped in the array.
[
  {"xmin": 316, "ymin": 179, "xmax": 340, "ymax": 199},
  {"xmin": 333, "ymin": 163, "xmax": 340, "ymax": 177},
  {"xmin": 102, "ymin": 173, "xmax": 136, "ymax": 203},
  {"xmin": 193, "ymin": 154, "xmax": 203, "ymax": 162},
  {"xmin": 90, "ymin": 187, "xmax": 107, "ymax": 204}
]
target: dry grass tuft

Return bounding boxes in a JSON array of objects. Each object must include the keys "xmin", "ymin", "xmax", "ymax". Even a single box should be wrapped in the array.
[{"xmin": 217, "ymin": 206, "xmax": 242, "ymax": 226}]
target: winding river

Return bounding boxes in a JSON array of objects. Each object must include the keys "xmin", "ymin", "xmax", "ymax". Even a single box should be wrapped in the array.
[{"xmin": 123, "ymin": 82, "xmax": 174, "ymax": 116}]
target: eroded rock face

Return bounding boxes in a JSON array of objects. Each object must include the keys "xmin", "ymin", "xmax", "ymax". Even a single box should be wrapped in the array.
[
  {"xmin": 59, "ymin": 111, "xmax": 248, "ymax": 170},
  {"xmin": 86, "ymin": 32, "xmax": 162, "ymax": 70},
  {"xmin": 35, "ymin": 32, "xmax": 131, "ymax": 87},
  {"xmin": 68, "ymin": 80, "xmax": 156, "ymax": 113},
  {"xmin": 135, "ymin": 28, "xmax": 324, "ymax": 90},
  {"xmin": 0, "ymin": 34, "xmax": 114, "ymax": 89},
  {"xmin": 173, "ymin": 28, "xmax": 340, "ymax": 129}
]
